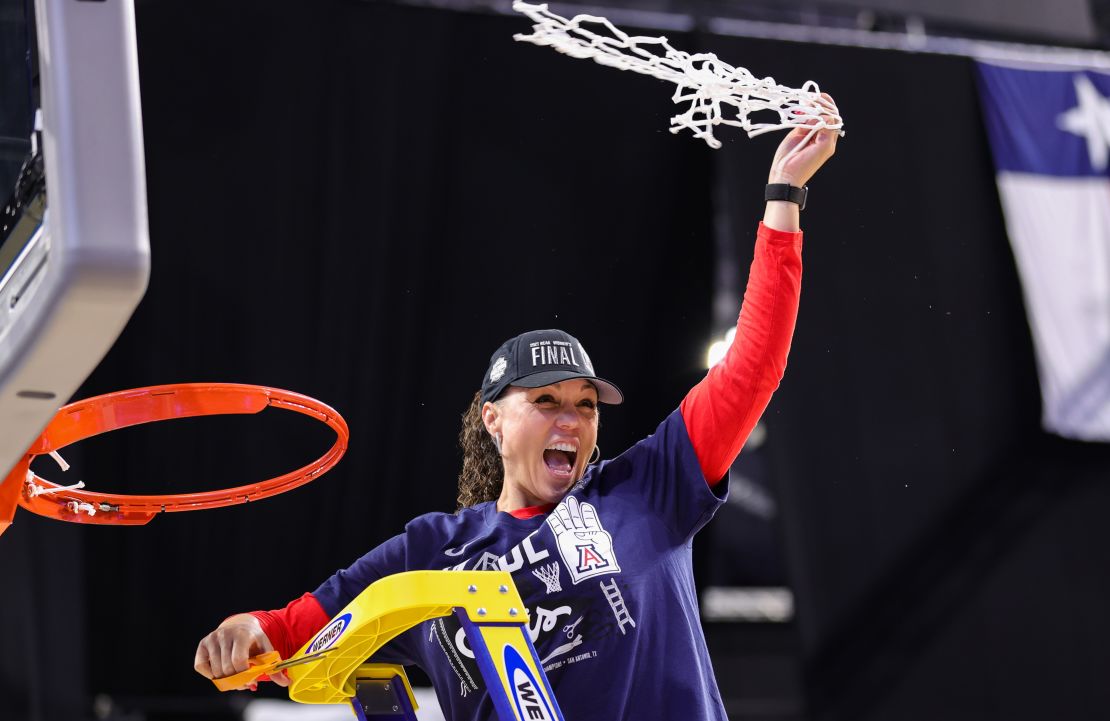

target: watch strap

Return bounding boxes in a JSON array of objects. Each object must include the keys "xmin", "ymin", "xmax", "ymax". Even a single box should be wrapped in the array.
[{"xmin": 765, "ymin": 183, "xmax": 808, "ymax": 210}]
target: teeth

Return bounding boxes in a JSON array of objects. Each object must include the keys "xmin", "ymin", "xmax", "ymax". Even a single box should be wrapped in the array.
[{"xmin": 546, "ymin": 442, "xmax": 578, "ymax": 453}]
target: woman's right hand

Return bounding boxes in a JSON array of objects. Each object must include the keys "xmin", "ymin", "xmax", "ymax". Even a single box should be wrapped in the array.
[{"xmin": 194, "ymin": 614, "xmax": 290, "ymax": 689}]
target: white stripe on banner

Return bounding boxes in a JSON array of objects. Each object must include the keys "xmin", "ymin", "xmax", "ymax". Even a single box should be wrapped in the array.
[
  {"xmin": 976, "ymin": 60, "xmax": 1110, "ymax": 441},
  {"xmin": 997, "ymin": 175, "xmax": 1110, "ymax": 439}
]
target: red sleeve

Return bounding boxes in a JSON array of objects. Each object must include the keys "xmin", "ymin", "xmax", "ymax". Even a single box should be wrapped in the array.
[
  {"xmin": 249, "ymin": 592, "xmax": 331, "ymax": 661},
  {"xmin": 680, "ymin": 222, "xmax": 803, "ymax": 486}
]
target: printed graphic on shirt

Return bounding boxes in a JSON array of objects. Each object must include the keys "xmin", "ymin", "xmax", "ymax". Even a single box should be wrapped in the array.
[
  {"xmin": 541, "ymin": 614, "xmax": 585, "ymax": 665},
  {"xmin": 497, "ymin": 534, "xmax": 550, "ymax": 571},
  {"xmin": 429, "ymin": 616, "xmax": 481, "ymax": 697},
  {"xmin": 444, "ymin": 538, "xmax": 480, "ymax": 557},
  {"xmin": 532, "ymin": 562, "xmax": 562, "ymax": 594},
  {"xmin": 548, "ymin": 497, "xmax": 621, "ymax": 584},
  {"xmin": 470, "ymin": 552, "xmax": 502, "ymax": 571},
  {"xmin": 529, "ymin": 605, "xmax": 585, "ymax": 665},
  {"xmin": 599, "ymin": 579, "xmax": 636, "ymax": 635},
  {"xmin": 443, "ymin": 532, "xmax": 548, "ymax": 572},
  {"xmin": 430, "ymin": 504, "xmax": 635, "ymax": 687}
]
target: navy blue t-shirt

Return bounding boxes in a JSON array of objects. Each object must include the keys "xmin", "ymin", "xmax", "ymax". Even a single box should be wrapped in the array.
[{"xmin": 313, "ymin": 409, "xmax": 729, "ymax": 720}]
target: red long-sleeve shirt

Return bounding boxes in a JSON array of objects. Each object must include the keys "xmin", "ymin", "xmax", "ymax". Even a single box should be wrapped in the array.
[
  {"xmin": 683, "ymin": 221, "xmax": 803, "ymax": 484},
  {"xmin": 252, "ymin": 221, "xmax": 803, "ymax": 659}
]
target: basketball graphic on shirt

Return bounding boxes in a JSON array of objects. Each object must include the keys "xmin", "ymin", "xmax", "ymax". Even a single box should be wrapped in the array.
[{"xmin": 547, "ymin": 497, "xmax": 621, "ymax": 584}]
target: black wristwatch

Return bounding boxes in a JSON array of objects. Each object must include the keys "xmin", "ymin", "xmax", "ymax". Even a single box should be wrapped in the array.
[{"xmin": 765, "ymin": 183, "xmax": 808, "ymax": 210}]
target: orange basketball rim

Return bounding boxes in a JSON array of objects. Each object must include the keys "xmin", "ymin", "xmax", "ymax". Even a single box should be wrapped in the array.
[{"xmin": 0, "ymin": 383, "xmax": 349, "ymax": 537}]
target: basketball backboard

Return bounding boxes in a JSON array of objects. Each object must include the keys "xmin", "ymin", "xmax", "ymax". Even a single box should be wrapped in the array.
[{"xmin": 0, "ymin": 0, "xmax": 149, "ymax": 516}]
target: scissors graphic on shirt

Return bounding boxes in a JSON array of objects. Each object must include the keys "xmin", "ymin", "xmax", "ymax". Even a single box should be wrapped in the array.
[{"xmin": 562, "ymin": 617, "xmax": 584, "ymax": 639}]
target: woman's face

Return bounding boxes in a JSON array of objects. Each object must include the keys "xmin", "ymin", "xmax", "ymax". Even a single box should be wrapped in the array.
[{"xmin": 484, "ymin": 380, "xmax": 600, "ymax": 508}]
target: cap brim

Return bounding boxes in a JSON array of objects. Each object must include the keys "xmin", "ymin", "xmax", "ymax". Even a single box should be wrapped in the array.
[{"xmin": 511, "ymin": 370, "xmax": 624, "ymax": 405}]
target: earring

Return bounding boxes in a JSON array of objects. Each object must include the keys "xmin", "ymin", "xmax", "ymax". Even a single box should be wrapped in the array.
[
  {"xmin": 493, "ymin": 433, "xmax": 503, "ymax": 455},
  {"xmin": 588, "ymin": 445, "xmax": 601, "ymax": 464}
]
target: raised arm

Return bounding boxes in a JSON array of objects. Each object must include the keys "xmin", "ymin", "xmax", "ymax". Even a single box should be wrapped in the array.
[{"xmin": 681, "ymin": 106, "xmax": 839, "ymax": 484}]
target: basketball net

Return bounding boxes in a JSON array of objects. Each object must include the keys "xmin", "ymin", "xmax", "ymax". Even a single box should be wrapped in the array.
[{"xmin": 512, "ymin": 1, "xmax": 845, "ymax": 152}]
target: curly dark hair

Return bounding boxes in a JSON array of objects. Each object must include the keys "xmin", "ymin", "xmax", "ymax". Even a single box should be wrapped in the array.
[{"xmin": 456, "ymin": 391, "xmax": 503, "ymax": 510}]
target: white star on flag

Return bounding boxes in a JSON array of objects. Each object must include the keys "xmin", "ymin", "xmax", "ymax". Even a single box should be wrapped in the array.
[{"xmin": 1056, "ymin": 74, "xmax": 1110, "ymax": 172}]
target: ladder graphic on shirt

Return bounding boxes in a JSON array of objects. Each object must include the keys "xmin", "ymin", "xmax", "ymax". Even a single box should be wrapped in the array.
[{"xmin": 599, "ymin": 578, "xmax": 636, "ymax": 635}]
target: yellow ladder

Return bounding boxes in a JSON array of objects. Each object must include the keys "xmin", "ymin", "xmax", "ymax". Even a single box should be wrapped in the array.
[{"xmin": 215, "ymin": 570, "xmax": 563, "ymax": 721}]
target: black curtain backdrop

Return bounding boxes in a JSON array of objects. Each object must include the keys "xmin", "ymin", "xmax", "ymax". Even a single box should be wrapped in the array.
[
  {"xmin": 3, "ymin": 2, "xmax": 1110, "ymax": 721},
  {"xmin": 0, "ymin": 0, "xmax": 33, "ymax": 197}
]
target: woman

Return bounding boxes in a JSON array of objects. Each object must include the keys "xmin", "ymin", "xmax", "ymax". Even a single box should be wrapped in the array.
[{"xmin": 195, "ymin": 116, "xmax": 838, "ymax": 720}]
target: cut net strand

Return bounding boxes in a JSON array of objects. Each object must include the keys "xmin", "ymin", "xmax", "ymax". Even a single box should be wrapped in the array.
[
  {"xmin": 23, "ymin": 451, "xmax": 97, "ymax": 515},
  {"xmin": 512, "ymin": 1, "xmax": 845, "ymax": 151}
]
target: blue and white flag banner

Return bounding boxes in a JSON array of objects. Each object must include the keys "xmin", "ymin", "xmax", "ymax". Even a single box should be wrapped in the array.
[{"xmin": 976, "ymin": 59, "xmax": 1110, "ymax": 441}]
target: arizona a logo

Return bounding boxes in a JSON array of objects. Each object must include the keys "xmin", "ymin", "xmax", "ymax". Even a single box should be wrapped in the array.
[
  {"xmin": 547, "ymin": 497, "xmax": 620, "ymax": 584},
  {"xmin": 577, "ymin": 545, "xmax": 609, "ymax": 573}
]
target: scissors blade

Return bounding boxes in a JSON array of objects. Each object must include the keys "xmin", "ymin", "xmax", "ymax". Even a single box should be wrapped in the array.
[{"xmin": 273, "ymin": 649, "xmax": 332, "ymax": 671}]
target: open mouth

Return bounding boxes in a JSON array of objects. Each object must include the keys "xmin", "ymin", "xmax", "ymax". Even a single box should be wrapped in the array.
[{"xmin": 543, "ymin": 444, "xmax": 578, "ymax": 478}]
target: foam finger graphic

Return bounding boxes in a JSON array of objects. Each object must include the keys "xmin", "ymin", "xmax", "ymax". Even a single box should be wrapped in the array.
[
  {"xmin": 567, "ymin": 496, "xmax": 584, "ymax": 529},
  {"xmin": 581, "ymin": 502, "xmax": 599, "ymax": 530},
  {"xmin": 555, "ymin": 502, "xmax": 575, "ymax": 533}
]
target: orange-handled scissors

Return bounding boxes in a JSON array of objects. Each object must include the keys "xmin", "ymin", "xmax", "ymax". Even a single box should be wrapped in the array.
[{"xmin": 210, "ymin": 649, "xmax": 331, "ymax": 691}]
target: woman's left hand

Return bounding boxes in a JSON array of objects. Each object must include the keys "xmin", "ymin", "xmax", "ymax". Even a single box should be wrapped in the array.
[{"xmin": 767, "ymin": 93, "xmax": 841, "ymax": 187}]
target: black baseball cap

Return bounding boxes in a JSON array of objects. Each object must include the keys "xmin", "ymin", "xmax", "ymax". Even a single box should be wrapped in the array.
[{"xmin": 481, "ymin": 329, "xmax": 623, "ymax": 405}]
